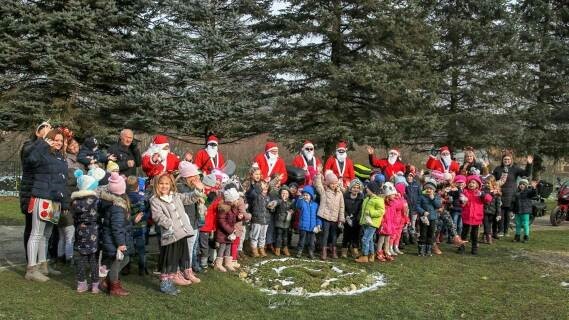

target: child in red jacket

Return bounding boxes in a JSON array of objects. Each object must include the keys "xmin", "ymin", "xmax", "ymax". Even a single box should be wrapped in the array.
[{"xmin": 459, "ymin": 175, "xmax": 493, "ymax": 255}]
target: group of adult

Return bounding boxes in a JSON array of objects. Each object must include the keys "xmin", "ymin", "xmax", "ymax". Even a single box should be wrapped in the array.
[{"xmin": 19, "ymin": 121, "xmax": 534, "ymax": 278}]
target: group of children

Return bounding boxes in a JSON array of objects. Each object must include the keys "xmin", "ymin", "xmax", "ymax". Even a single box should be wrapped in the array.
[{"xmin": 57, "ymin": 147, "xmax": 539, "ymax": 297}]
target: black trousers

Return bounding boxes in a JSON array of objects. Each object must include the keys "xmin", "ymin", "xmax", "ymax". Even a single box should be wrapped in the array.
[
  {"xmin": 461, "ymin": 224, "xmax": 479, "ymax": 248},
  {"xmin": 418, "ymin": 219, "xmax": 436, "ymax": 245},
  {"xmin": 483, "ymin": 215, "xmax": 499, "ymax": 236}
]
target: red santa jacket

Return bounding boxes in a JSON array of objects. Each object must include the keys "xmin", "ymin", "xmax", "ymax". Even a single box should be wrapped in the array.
[
  {"xmin": 369, "ymin": 155, "xmax": 406, "ymax": 180},
  {"xmin": 426, "ymin": 156, "xmax": 460, "ymax": 174},
  {"xmin": 324, "ymin": 156, "xmax": 355, "ymax": 188},
  {"xmin": 142, "ymin": 152, "xmax": 180, "ymax": 179},
  {"xmin": 194, "ymin": 149, "xmax": 225, "ymax": 175},
  {"xmin": 292, "ymin": 154, "xmax": 322, "ymax": 185},
  {"xmin": 253, "ymin": 153, "xmax": 288, "ymax": 184}
]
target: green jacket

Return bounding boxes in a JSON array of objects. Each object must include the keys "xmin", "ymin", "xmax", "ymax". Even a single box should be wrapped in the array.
[{"xmin": 359, "ymin": 194, "xmax": 385, "ymax": 228}]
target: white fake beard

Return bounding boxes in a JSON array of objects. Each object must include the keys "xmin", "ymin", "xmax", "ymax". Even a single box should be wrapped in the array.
[
  {"xmin": 206, "ymin": 146, "xmax": 218, "ymax": 158},
  {"xmin": 388, "ymin": 155, "xmax": 398, "ymax": 165},
  {"xmin": 336, "ymin": 152, "xmax": 347, "ymax": 162},
  {"xmin": 303, "ymin": 150, "xmax": 314, "ymax": 162},
  {"xmin": 441, "ymin": 155, "xmax": 451, "ymax": 167},
  {"xmin": 267, "ymin": 152, "xmax": 278, "ymax": 165},
  {"xmin": 159, "ymin": 149, "xmax": 169, "ymax": 162}
]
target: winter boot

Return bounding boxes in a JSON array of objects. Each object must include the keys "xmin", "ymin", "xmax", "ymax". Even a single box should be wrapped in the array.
[
  {"xmin": 394, "ymin": 246, "xmax": 404, "ymax": 255},
  {"xmin": 452, "ymin": 235, "xmax": 467, "ymax": 247},
  {"xmin": 354, "ymin": 255, "xmax": 369, "ymax": 263},
  {"xmin": 376, "ymin": 250, "xmax": 387, "ymax": 262},
  {"xmin": 471, "ymin": 245, "xmax": 478, "ymax": 255},
  {"xmin": 200, "ymin": 256, "xmax": 209, "ymax": 269},
  {"xmin": 331, "ymin": 247, "xmax": 338, "ymax": 259},
  {"xmin": 76, "ymin": 281, "xmax": 88, "ymax": 293},
  {"xmin": 351, "ymin": 248, "xmax": 360, "ymax": 258},
  {"xmin": 341, "ymin": 248, "xmax": 348, "ymax": 258},
  {"xmin": 296, "ymin": 250, "xmax": 303, "ymax": 258},
  {"xmin": 320, "ymin": 247, "xmax": 328, "ymax": 260},
  {"xmin": 385, "ymin": 252, "xmax": 395, "ymax": 262},
  {"xmin": 232, "ymin": 259, "xmax": 241, "ymax": 269},
  {"xmin": 487, "ymin": 234, "xmax": 493, "ymax": 245},
  {"xmin": 91, "ymin": 281, "xmax": 100, "ymax": 294},
  {"xmin": 432, "ymin": 244, "xmax": 443, "ymax": 255},
  {"xmin": 308, "ymin": 250, "xmax": 315, "ymax": 259},
  {"xmin": 183, "ymin": 268, "xmax": 201, "ymax": 284},
  {"xmin": 282, "ymin": 247, "xmax": 291, "ymax": 257},
  {"xmin": 425, "ymin": 245, "xmax": 433, "ymax": 257},
  {"xmin": 160, "ymin": 277, "xmax": 178, "ymax": 296},
  {"xmin": 25, "ymin": 265, "xmax": 49, "ymax": 282},
  {"xmin": 457, "ymin": 245, "xmax": 466, "ymax": 255},
  {"xmin": 214, "ymin": 257, "xmax": 227, "ymax": 272},
  {"xmin": 274, "ymin": 247, "xmax": 281, "ymax": 256},
  {"xmin": 250, "ymin": 246, "xmax": 260, "ymax": 258},
  {"xmin": 224, "ymin": 257, "xmax": 236, "ymax": 272},
  {"xmin": 259, "ymin": 248, "xmax": 267, "ymax": 257},
  {"xmin": 110, "ymin": 281, "xmax": 129, "ymax": 297},
  {"xmin": 389, "ymin": 245, "xmax": 398, "ymax": 256},
  {"xmin": 417, "ymin": 245, "xmax": 425, "ymax": 257},
  {"xmin": 99, "ymin": 276, "xmax": 109, "ymax": 293},
  {"xmin": 173, "ymin": 271, "xmax": 192, "ymax": 286},
  {"xmin": 522, "ymin": 235, "xmax": 529, "ymax": 243},
  {"xmin": 39, "ymin": 261, "xmax": 61, "ymax": 276},
  {"xmin": 368, "ymin": 253, "xmax": 375, "ymax": 262},
  {"xmin": 513, "ymin": 234, "xmax": 521, "ymax": 242}
]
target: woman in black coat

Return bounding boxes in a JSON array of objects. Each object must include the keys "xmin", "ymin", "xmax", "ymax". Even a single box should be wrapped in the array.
[
  {"xmin": 24, "ymin": 129, "xmax": 68, "ymax": 282},
  {"xmin": 492, "ymin": 152, "xmax": 533, "ymax": 237}
]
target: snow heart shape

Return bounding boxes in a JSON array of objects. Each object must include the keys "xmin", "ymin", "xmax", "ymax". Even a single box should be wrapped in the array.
[{"xmin": 240, "ymin": 258, "xmax": 386, "ymax": 297}]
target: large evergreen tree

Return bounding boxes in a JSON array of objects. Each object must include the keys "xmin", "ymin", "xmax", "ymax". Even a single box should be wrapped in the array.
[{"xmin": 259, "ymin": 0, "xmax": 437, "ymax": 154}]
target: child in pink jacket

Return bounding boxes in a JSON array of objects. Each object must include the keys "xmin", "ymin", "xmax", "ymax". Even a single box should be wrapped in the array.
[
  {"xmin": 389, "ymin": 182, "xmax": 409, "ymax": 255},
  {"xmin": 376, "ymin": 182, "xmax": 398, "ymax": 262},
  {"xmin": 459, "ymin": 175, "xmax": 493, "ymax": 255}
]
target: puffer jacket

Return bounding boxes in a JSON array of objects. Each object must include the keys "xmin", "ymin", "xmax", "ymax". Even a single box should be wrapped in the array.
[
  {"xmin": 71, "ymin": 190, "xmax": 99, "ymax": 255},
  {"xmin": 296, "ymin": 186, "xmax": 320, "ymax": 232},
  {"xmin": 492, "ymin": 164, "xmax": 533, "ymax": 208},
  {"xmin": 405, "ymin": 179, "xmax": 421, "ymax": 214},
  {"xmin": 483, "ymin": 188, "xmax": 502, "ymax": 216},
  {"xmin": 107, "ymin": 140, "xmax": 141, "ymax": 177},
  {"xmin": 461, "ymin": 189, "xmax": 493, "ymax": 225},
  {"xmin": 77, "ymin": 138, "xmax": 108, "ymax": 168},
  {"xmin": 19, "ymin": 138, "xmax": 41, "ymax": 214},
  {"xmin": 272, "ymin": 198, "xmax": 294, "ymax": 229},
  {"xmin": 245, "ymin": 184, "xmax": 271, "ymax": 225},
  {"xmin": 150, "ymin": 192, "xmax": 198, "ymax": 246},
  {"xmin": 343, "ymin": 191, "xmax": 363, "ymax": 227},
  {"xmin": 215, "ymin": 203, "xmax": 242, "ymax": 244},
  {"xmin": 359, "ymin": 194, "xmax": 385, "ymax": 228},
  {"xmin": 99, "ymin": 190, "xmax": 132, "ymax": 257},
  {"xmin": 313, "ymin": 173, "xmax": 345, "ymax": 223},
  {"xmin": 416, "ymin": 194, "xmax": 442, "ymax": 221},
  {"xmin": 25, "ymin": 140, "xmax": 69, "ymax": 209},
  {"xmin": 513, "ymin": 188, "xmax": 537, "ymax": 215},
  {"xmin": 447, "ymin": 188, "xmax": 464, "ymax": 214}
]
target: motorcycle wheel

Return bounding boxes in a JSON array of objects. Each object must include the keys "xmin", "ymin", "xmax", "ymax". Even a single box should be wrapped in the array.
[{"xmin": 550, "ymin": 207, "xmax": 564, "ymax": 226}]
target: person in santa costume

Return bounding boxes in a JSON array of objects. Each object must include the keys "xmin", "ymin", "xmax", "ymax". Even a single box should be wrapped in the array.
[
  {"xmin": 366, "ymin": 146, "xmax": 406, "ymax": 180},
  {"xmin": 425, "ymin": 146, "xmax": 460, "ymax": 182},
  {"xmin": 324, "ymin": 141, "xmax": 355, "ymax": 188},
  {"xmin": 193, "ymin": 135, "xmax": 225, "ymax": 175},
  {"xmin": 252, "ymin": 142, "xmax": 288, "ymax": 184},
  {"xmin": 141, "ymin": 135, "xmax": 181, "ymax": 180},
  {"xmin": 291, "ymin": 140, "xmax": 322, "ymax": 186}
]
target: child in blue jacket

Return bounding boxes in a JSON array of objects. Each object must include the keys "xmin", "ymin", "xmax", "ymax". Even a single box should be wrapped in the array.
[{"xmin": 295, "ymin": 186, "xmax": 321, "ymax": 259}]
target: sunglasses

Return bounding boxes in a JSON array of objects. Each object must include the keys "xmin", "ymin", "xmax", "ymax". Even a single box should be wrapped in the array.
[
  {"xmin": 388, "ymin": 152, "xmax": 398, "ymax": 156},
  {"xmin": 207, "ymin": 143, "xmax": 218, "ymax": 147},
  {"xmin": 304, "ymin": 148, "xmax": 314, "ymax": 151},
  {"xmin": 337, "ymin": 150, "xmax": 346, "ymax": 154}
]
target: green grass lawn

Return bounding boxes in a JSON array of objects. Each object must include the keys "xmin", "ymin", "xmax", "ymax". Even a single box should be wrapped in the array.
[
  {"xmin": 0, "ymin": 197, "xmax": 23, "ymax": 225},
  {"xmin": 1, "ymin": 230, "xmax": 568, "ymax": 320}
]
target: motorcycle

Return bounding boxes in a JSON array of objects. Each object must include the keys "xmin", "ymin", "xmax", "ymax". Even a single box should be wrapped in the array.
[
  {"xmin": 550, "ymin": 178, "xmax": 569, "ymax": 226},
  {"xmin": 531, "ymin": 180, "xmax": 553, "ymax": 225}
]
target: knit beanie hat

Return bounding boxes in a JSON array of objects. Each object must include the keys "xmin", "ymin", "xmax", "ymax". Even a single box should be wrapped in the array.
[
  {"xmin": 324, "ymin": 170, "xmax": 339, "ymax": 185},
  {"xmin": 518, "ymin": 178, "xmax": 529, "ymax": 186},
  {"xmin": 83, "ymin": 137, "xmax": 99, "ymax": 150},
  {"xmin": 202, "ymin": 173, "xmax": 218, "ymax": 187},
  {"xmin": 367, "ymin": 181, "xmax": 382, "ymax": 195},
  {"xmin": 106, "ymin": 160, "xmax": 120, "ymax": 173},
  {"xmin": 108, "ymin": 172, "xmax": 126, "ymax": 195},
  {"xmin": 393, "ymin": 174, "xmax": 408, "ymax": 186},
  {"xmin": 454, "ymin": 175, "xmax": 467, "ymax": 184},
  {"xmin": 74, "ymin": 169, "xmax": 98, "ymax": 191},
  {"xmin": 179, "ymin": 161, "xmax": 199, "ymax": 178},
  {"xmin": 423, "ymin": 178, "xmax": 437, "ymax": 190},
  {"xmin": 88, "ymin": 167, "xmax": 106, "ymax": 182},
  {"xmin": 383, "ymin": 182, "xmax": 397, "ymax": 196},
  {"xmin": 373, "ymin": 172, "xmax": 386, "ymax": 185},
  {"xmin": 348, "ymin": 178, "xmax": 363, "ymax": 191},
  {"xmin": 223, "ymin": 188, "xmax": 240, "ymax": 202}
]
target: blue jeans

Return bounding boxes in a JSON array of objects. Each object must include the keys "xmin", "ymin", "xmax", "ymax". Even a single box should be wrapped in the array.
[
  {"xmin": 451, "ymin": 211, "xmax": 462, "ymax": 236},
  {"xmin": 361, "ymin": 226, "xmax": 377, "ymax": 255}
]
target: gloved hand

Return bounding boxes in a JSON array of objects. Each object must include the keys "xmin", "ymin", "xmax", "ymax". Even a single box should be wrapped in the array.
[
  {"xmin": 420, "ymin": 216, "xmax": 430, "ymax": 226},
  {"xmin": 116, "ymin": 249, "xmax": 124, "ymax": 261},
  {"xmin": 423, "ymin": 212, "xmax": 429, "ymax": 217},
  {"xmin": 313, "ymin": 225, "xmax": 321, "ymax": 234},
  {"xmin": 496, "ymin": 215, "xmax": 502, "ymax": 221},
  {"xmin": 346, "ymin": 216, "xmax": 353, "ymax": 227},
  {"xmin": 228, "ymin": 233, "xmax": 237, "ymax": 241},
  {"xmin": 365, "ymin": 216, "xmax": 373, "ymax": 225},
  {"xmin": 337, "ymin": 222, "xmax": 344, "ymax": 230}
]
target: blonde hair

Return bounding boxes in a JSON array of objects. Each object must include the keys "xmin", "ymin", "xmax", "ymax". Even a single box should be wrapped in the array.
[{"xmin": 153, "ymin": 173, "xmax": 177, "ymax": 197}]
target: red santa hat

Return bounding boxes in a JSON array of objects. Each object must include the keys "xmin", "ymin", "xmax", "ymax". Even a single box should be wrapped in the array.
[
  {"xmin": 439, "ymin": 146, "xmax": 450, "ymax": 153},
  {"xmin": 152, "ymin": 135, "xmax": 169, "ymax": 146},
  {"xmin": 303, "ymin": 140, "xmax": 314, "ymax": 149},
  {"xmin": 207, "ymin": 135, "xmax": 219, "ymax": 145},
  {"xmin": 388, "ymin": 148, "xmax": 400, "ymax": 156},
  {"xmin": 336, "ymin": 141, "xmax": 348, "ymax": 151},
  {"xmin": 265, "ymin": 141, "xmax": 278, "ymax": 152}
]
